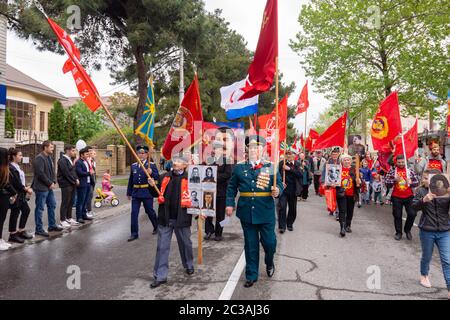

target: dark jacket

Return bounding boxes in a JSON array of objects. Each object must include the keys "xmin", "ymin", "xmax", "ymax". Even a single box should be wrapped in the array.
[
  {"xmin": 216, "ymin": 159, "xmax": 234, "ymax": 198},
  {"xmin": 279, "ymin": 160, "xmax": 302, "ymax": 196},
  {"xmin": 126, "ymin": 161, "xmax": 159, "ymax": 198},
  {"xmin": 75, "ymin": 159, "xmax": 91, "ymax": 188},
  {"xmin": 412, "ymin": 186, "xmax": 450, "ymax": 232},
  {"xmin": 31, "ymin": 152, "xmax": 55, "ymax": 192},
  {"xmin": 57, "ymin": 156, "xmax": 77, "ymax": 188},
  {"xmin": 9, "ymin": 164, "xmax": 27, "ymax": 206},
  {"xmin": 157, "ymin": 170, "xmax": 192, "ymax": 228}
]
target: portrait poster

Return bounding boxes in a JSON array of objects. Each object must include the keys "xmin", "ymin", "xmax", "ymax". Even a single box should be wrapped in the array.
[
  {"xmin": 325, "ymin": 164, "xmax": 342, "ymax": 187},
  {"xmin": 348, "ymin": 134, "xmax": 365, "ymax": 157},
  {"xmin": 187, "ymin": 165, "xmax": 217, "ymax": 217}
]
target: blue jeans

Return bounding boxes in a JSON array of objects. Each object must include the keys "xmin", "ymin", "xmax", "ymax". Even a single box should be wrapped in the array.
[
  {"xmin": 76, "ymin": 186, "xmax": 90, "ymax": 220},
  {"xmin": 34, "ymin": 190, "xmax": 57, "ymax": 232},
  {"xmin": 419, "ymin": 229, "xmax": 450, "ymax": 290}
]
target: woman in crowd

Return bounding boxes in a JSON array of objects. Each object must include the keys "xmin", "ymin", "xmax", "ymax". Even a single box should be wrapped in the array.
[
  {"xmin": 299, "ymin": 158, "xmax": 312, "ymax": 201},
  {"xmin": 0, "ymin": 147, "xmax": 17, "ymax": 251},
  {"xmin": 412, "ymin": 170, "xmax": 450, "ymax": 300},
  {"xmin": 8, "ymin": 148, "xmax": 33, "ymax": 243}
]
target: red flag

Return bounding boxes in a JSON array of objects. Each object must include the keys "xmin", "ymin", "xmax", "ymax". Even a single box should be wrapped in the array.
[
  {"xmin": 162, "ymin": 75, "xmax": 203, "ymax": 160},
  {"xmin": 394, "ymin": 119, "xmax": 418, "ymax": 159},
  {"xmin": 371, "ymin": 92, "xmax": 402, "ymax": 151},
  {"xmin": 296, "ymin": 81, "xmax": 309, "ymax": 115},
  {"xmin": 47, "ymin": 18, "xmax": 101, "ymax": 112},
  {"xmin": 240, "ymin": 0, "xmax": 278, "ymax": 100},
  {"xmin": 309, "ymin": 129, "xmax": 319, "ymax": 139},
  {"xmin": 305, "ymin": 129, "xmax": 319, "ymax": 151},
  {"xmin": 312, "ymin": 113, "xmax": 347, "ymax": 151},
  {"xmin": 291, "ymin": 136, "xmax": 298, "ymax": 152},
  {"xmin": 248, "ymin": 117, "xmax": 257, "ymax": 135},
  {"xmin": 258, "ymin": 95, "xmax": 288, "ymax": 158}
]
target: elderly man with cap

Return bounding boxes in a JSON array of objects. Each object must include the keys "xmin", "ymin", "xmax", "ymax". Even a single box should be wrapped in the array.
[
  {"xmin": 415, "ymin": 142, "xmax": 447, "ymax": 177},
  {"xmin": 278, "ymin": 148, "xmax": 301, "ymax": 233},
  {"xmin": 126, "ymin": 145, "xmax": 159, "ymax": 242},
  {"xmin": 226, "ymin": 135, "xmax": 284, "ymax": 288},
  {"xmin": 149, "ymin": 155, "xmax": 194, "ymax": 288}
]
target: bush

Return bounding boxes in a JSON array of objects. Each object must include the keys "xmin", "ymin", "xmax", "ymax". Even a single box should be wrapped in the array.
[{"xmin": 87, "ymin": 126, "xmax": 134, "ymax": 148}]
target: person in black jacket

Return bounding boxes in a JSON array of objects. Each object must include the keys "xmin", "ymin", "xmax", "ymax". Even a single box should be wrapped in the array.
[
  {"xmin": 412, "ymin": 170, "xmax": 450, "ymax": 299},
  {"xmin": 149, "ymin": 155, "xmax": 194, "ymax": 288},
  {"xmin": 0, "ymin": 147, "xmax": 17, "ymax": 251},
  {"xmin": 8, "ymin": 148, "xmax": 33, "ymax": 244},
  {"xmin": 57, "ymin": 145, "xmax": 79, "ymax": 228},
  {"xmin": 278, "ymin": 150, "xmax": 302, "ymax": 233},
  {"xmin": 31, "ymin": 141, "xmax": 62, "ymax": 237},
  {"xmin": 205, "ymin": 127, "xmax": 234, "ymax": 241}
]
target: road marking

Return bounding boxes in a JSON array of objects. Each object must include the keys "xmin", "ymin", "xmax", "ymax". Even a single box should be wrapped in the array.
[
  {"xmin": 402, "ymin": 217, "xmax": 418, "ymax": 227},
  {"xmin": 218, "ymin": 250, "xmax": 246, "ymax": 300}
]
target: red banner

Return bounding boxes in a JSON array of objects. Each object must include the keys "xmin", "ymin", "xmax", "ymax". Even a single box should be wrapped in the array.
[
  {"xmin": 312, "ymin": 113, "xmax": 347, "ymax": 151},
  {"xmin": 296, "ymin": 81, "xmax": 309, "ymax": 115},
  {"xmin": 394, "ymin": 119, "xmax": 418, "ymax": 159},
  {"xmin": 47, "ymin": 18, "xmax": 101, "ymax": 112},
  {"xmin": 371, "ymin": 92, "xmax": 402, "ymax": 151}
]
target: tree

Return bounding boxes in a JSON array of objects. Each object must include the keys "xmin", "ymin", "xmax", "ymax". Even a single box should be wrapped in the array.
[
  {"xmin": 64, "ymin": 109, "xmax": 79, "ymax": 145},
  {"xmin": 290, "ymin": 0, "xmax": 449, "ymax": 133},
  {"xmin": 68, "ymin": 101, "xmax": 105, "ymax": 142},
  {"xmin": 48, "ymin": 100, "xmax": 66, "ymax": 141},
  {"xmin": 4, "ymin": 108, "xmax": 14, "ymax": 138}
]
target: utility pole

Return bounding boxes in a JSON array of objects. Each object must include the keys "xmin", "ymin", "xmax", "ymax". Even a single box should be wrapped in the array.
[{"xmin": 179, "ymin": 46, "xmax": 185, "ymax": 104}]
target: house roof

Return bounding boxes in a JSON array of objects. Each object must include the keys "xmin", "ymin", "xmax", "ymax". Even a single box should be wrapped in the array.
[{"xmin": 6, "ymin": 64, "xmax": 67, "ymax": 100}]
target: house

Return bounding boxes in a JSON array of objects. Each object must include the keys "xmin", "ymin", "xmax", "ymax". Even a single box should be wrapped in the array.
[{"xmin": 5, "ymin": 64, "xmax": 67, "ymax": 144}]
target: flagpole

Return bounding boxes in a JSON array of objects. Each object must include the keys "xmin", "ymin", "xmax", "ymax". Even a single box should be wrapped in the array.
[
  {"xmin": 303, "ymin": 110, "xmax": 308, "ymax": 152},
  {"xmin": 274, "ymin": 56, "xmax": 279, "ymax": 188},
  {"xmin": 400, "ymin": 132, "xmax": 410, "ymax": 184},
  {"xmin": 283, "ymin": 138, "xmax": 286, "ymax": 183}
]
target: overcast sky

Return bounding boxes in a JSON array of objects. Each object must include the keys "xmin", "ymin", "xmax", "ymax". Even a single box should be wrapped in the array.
[{"xmin": 7, "ymin": 0, "xmax": 330, "ymax": 133}]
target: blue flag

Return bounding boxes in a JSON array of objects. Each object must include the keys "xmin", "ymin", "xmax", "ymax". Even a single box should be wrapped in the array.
[{"xmin": 135, "ymin": 78, "xmax": 156, "ymax": 147}]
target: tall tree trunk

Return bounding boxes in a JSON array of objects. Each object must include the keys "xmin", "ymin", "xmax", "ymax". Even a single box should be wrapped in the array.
[
  {"xmin": 133, "ymin": 45, "xmax": 148, "ymax": 146},
  {"xmin": 378, "ymin": 30, "xmax": 391, "ymax": 97}
]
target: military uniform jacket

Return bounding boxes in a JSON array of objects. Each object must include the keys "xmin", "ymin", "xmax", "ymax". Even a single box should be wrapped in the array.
[
  {"xmin": 226, "ymin": 162, "xmax": 284, "ymax": 225},
  {"xmin": 127, "ymin": 160, "xmax": 160, "ymax": 198}
]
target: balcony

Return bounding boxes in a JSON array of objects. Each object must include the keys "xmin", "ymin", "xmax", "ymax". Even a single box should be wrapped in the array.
[{"xmin": 15, "ymin": 129, "xmax": 48, "ymax": 145}]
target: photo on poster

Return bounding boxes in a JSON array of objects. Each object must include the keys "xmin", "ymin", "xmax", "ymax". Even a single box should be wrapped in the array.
[
  {"xmin": 188, "ymin": 165, "xmax": 201, "ymax": 185},
  {"xmin": 202, "ymin": 191, "xmax": 216, "ymax": 217},
  {"xmin": 325, "ymin": 164, "xmax": 342, "ymax": 187},
  {"xmin": 428, "ymin": 174, "xmax": 450, "ymax": 197},
  {"xmin": 189, "ymin": 189, "xmax": 202, "ymax": 209},
  {"xmin": 348, "ymin": 134, "xmax": 365, "ymax": 157},
  {"xmin": 202, "ymin": 166, "xmax": 217, "ymax": 183}
]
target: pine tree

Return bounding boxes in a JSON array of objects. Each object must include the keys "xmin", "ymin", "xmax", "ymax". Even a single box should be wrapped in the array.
[{"xmin": 48, "ymin": 100, "xmax": 66, "ymax": 141}]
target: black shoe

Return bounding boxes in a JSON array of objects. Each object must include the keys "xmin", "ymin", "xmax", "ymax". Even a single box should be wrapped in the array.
[
  {"xmin": 357, "ymin": 203, "xmax": 362, "ymax": 208},
  {"xmin": 279, "ymin": 229, "xmax": 285, "ymax": 234},
  {"xmin": 394, "ymin": 233, "xmax": 402, "ymax": 241},
  {"xmin": 405, "ymin": 231, "xmax": 412, "ymax": 240},
  {"xmin": 150, "ymin": 280, "xmax": 167, "ymax": 289},
  {"xmin": 77, "ymin": 219, "xmax": 85, "ymax": 224},
  {"xmin": 35, "ymin": 230, "xmax": 49, "ymax": 237},
  {"xmin": 214, "ymin": 235, "xmax": 223, "ymax": 241},
  {"xmin": 82, "ymin": 216, "xmax": 93, "ymax": 221},
  {"xmin": 204, "ymin": 232, "xmax": 213, "ymax": 240},
  {"xmin": 287, "ymin": 226, "xmax": 293, "ymax": 232},
  {"xmin": 8, "ymin": 234, "xmax": 25, "ymax": 244},
  {"xmin": 345, "ymin": 226, "xmax": 352, "ymax": 233},
  {"xmin": 17, "ymin": 231, "xmax": 33, "ymax": 240},
  {"xmin": 186, "ymin": 269, "xmax": 194, "ymax": 275},
  {"xmin": 244, "ymin": 280, "xmax": 256, "ymax": 288},
  {"xmin": 48, "ymin": 226, "xmax": 64, "ymax": 232},
  {"xmin": 127, "ymin": 236, "xmax": 138, "ymax": 242},
  {"xmin": 266, "ymin": 265, "xmax": 275, "ymax": 278},
  {"xmin": 152, "ymin": 229, "xmax": 158, "ymax": 235},
  {"xmin": 340, "ymin": 227, "xmax": 346, "ymax": 237}
]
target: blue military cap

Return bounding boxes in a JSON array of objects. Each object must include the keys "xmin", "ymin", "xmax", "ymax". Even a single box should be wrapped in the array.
[
  {"xmin": 245, "ymin": 135, "xmax": 266, "ymax": 147},
  {"xmin": 136, "ymin": 145, "xmax": 149, "ymax": 153}
]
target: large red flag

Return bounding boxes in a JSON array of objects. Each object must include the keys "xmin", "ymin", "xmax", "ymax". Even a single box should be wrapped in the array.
[
  {"xmin": 240, "ymin": 0, "xmax": 278, "ymax": 100},
  {"xmin": 394, "ymin": 119, "xmax": 418, "ymax": 159},
  {"xmin": 258, "ymin": 95, "xmax": 288, "ymax": 157},
  {"xmin": 162, "ymin": 75, "xmax": 203, "ymax": 160},
  {"xmin": 305, "ymin": 128, "xmax": 319, "ymax": 150},
  {"xmin": 371, "ymin": 92, "xmax": 402, "ymax": 151},
  {"xmin": 47, "ymin": 18, "xmax": 101, "ymax": 112},
  {"xmin": 312, "ymin": 113, "xmax": 347, "ymax": 151},
  {"xmin": 296, "ymin": 81, "xmax": 309, "ymax": 115}
]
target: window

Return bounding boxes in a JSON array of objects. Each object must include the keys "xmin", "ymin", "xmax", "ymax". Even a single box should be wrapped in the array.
[
  {"xmin": 6, "ymin": 99, "xmax": 36, "ymax": 130},
  {"xmin": 40, "ymin": 111, "xmax": 45, "ymax": 132}
]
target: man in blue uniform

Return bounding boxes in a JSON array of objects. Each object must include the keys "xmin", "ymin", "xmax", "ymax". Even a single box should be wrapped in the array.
[
  {"xmin": 126, "ymin": 145, "xmax": 159, "ymax": 242},
  {"xmin": 226, "ymin": 135, "xmax": 283, "ymax": 288}
]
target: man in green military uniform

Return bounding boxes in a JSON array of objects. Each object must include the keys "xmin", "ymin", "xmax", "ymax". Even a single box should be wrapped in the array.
[{"xmin": 226, "ymin": 135, "xmax": 283, "ymax": 288}]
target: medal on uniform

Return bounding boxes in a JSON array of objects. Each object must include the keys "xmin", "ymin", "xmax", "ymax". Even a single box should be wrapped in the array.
[{"xmin": 256, "ymin": 168, "xmax": 270, "ymax": 190}]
